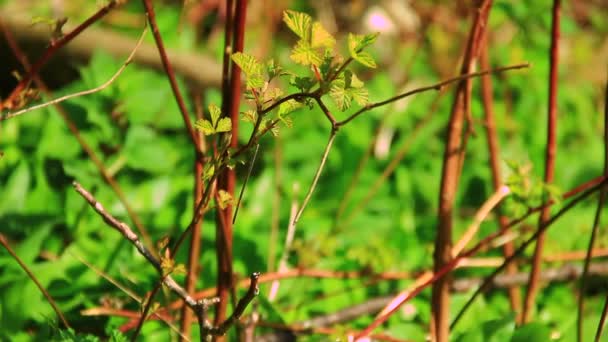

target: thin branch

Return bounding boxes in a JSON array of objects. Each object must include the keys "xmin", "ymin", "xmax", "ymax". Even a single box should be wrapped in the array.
[
  {"xmin": 479, "ymin": 34, "xmax": 522, "ymax": 318},
  {"xmin": 452, "ymin": 185, "xmax": 510, "ymax": 256},
  {"xmin": 1, "ymin": 26, "xmax": 148, "ymax": 121},
  {"xmin": 293, "ymin": 129, "xmax": 337, "ymax": 226},
  {"xmin": 73, "ymin": 182, "xmax": 199, "ymax": 307},
  {"xmin": 233, "ymin": 143, "xmax": 259, "ymax": 224},
  {"xmin": 180, "ymin": 94, "xmax": 206, "ymax": 341},
  {"xmin": 336, "ymin": 62, "xmax": 529, "ymax": 127},
  {"xmin": 268, "ymin": 184, "xmax": 300, "ymax": 301},
  {"xmin": 73, "ymin": 182, "xmax": 259, "ymax": 338},
  {"xmin": 580, "ymin": 68, "xmax": 608, "ymax": 342},
  {"xmin": 0, "ymin": 11, "xmax": 222, "ymax": 88},
  {"xmin": 356, "ymin": 175, "xmax": 605, "ymax": 339},
  {"xmin": 1, "ymin": 0, "xmax": 122, "ymax": 110},
  {"xmin": 0, "ymin": 234, "xmax": 70, "ymax": 328},
  {"xmin": 339, "ymin": 96, "xmax": 441, "ymax": 229},
  {"xmin": 596, "ymin": 292, "xmax": 608, "ymax": 342},
  {"xmin": 141, "ymin": 0, "xmax": 199, "ymax": 148},
  {"xmin": 450, "ymin": 178, "xmax": 602, "ymax": 329},
  {"xmin": 523, "ymin": 0, "xmax": 561, "ymax": 323}
]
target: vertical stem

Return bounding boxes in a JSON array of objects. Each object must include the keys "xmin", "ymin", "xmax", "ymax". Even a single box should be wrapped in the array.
[
  {"xmin": 180, "ymin": 96, "xmax": 206, "ymax": 340},
  {"xmin": 215, "ymin": 0, "xmax": 234, "ymax": 333},
  {"xmin": 216, "ymin": 1, "xmax": 247, "ymax": 338},
  {"xmin": 522, "ymin": 0, "xmax": 561, "ymax": 323},
  {"xmin": 432, "ymin": 1, "xmax": 492, "ymax": 341},
  {"xmin": 479, "ymin": 34, "xmax": 522, "ymax": 319}
]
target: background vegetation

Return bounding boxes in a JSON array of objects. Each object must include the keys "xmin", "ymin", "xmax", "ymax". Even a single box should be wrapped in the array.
[{"xmin": 0, "ymin": 0, "xmax": 607, "ymax": 341}]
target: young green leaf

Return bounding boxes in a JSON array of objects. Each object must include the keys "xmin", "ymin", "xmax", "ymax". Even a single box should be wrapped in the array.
[
  {"xmin": 242, "ymin": 109, "xmax": 257, "ymax": 123},
  {"xmin": 330, "ymin": 78, "xmax": 352, "ymax": 111},
  {"xmin": 195, "ymin": 104, "xmax": 232, "ymax": 135},
  {"xmin": 283, "ymin": 10, "xmax": 312, "ymax": 41},
  {"xmin": 232, "ymin": 52, "xmax": 265, "ymax": 89},
  {"xmin": 290, "ymin": 75, "xmax": 316, "ymax": 92},
  {"xmin": 194, "ymin": 119, "xmax": 214, "ymax": 135},
  {"xmin": 217, "ymin": 189, "xmax": 234, "ymax": 210},
  {"xmin": 209, "ymin": 103, "xmax": 221, "ymax": 125},
  {"xmin": 203, "ymin": 163, "xmax": 215, "ymax": 182},
  {"xmin": 348, "ymin": 33, "xmax": 379, "ymax": 68},
  {"xmin": 290, "ymin": 40, "xmax": 323, "ymax": 66},
  {"xmin": 311, "ymin": 22, "xmax": 335, "ymax": 48},
  {"xmin": 215, "ymin": 117, "xmax": 232, "ymax": 133},
  {"xmin": 278, "ymin": 99, "xmax": 303, "ymax": 117}
]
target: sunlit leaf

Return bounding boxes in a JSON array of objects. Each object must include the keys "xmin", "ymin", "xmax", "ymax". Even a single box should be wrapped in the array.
[
  {"xmin": 215, "ymin": 117, "xmax": 232, "ymax": 133},
  {"xmin": 194, "ymin": 119, "xmax": 214, "ymax": 135},
  {"xmin": 217, "ymin": 189, "xmax": 234, "ymax": 210},
  {"xmin": 242, "ymin": 110, "xmax": 257, "ymax": 123},
  {"xmin": 348, "ymin": 33, "xmax": 379, "ymax": 68},
  {"xmin": 278, "ymin": 99, "xmax": 303, "ymax": 116},
  {"xmin": 208, "ymin": 103, "xmax": 222, "ymax": 125},
  {"xmin": 232, "ymin": 52, "xmax": 265, "ymax": 89},
  {"xmin": 311, "ymin": 22, "xmax": 335, "ymax": 48},
  {"xmin": 290, "ymin": 40, "xmax": 323, "ymax": 66},
  {"xmin": 283, "ymin": 10, "xmax": 312, "ymax": 41}
]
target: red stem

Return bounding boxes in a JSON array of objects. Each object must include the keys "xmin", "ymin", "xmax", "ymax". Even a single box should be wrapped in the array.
[
  {"xmin": 141, "ymin": 0, "xmax": 199, "ymax": 148},
  {"xmin": 522, "ymin": 0, "xmax": 561, "ymax": 323},
  {"xmin": 479, "ymin": 34, "xmax": 522, "ymax": 319},
  {"xmin": 432, "ymin": 1, "xmax": 492, "ymax": 340}
]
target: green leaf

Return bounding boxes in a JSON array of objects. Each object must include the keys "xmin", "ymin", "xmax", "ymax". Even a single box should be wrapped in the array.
[
  {"xmin": 242, "ymin": 110, "xmax": 257, "ymax": 123},
  {"xmin": 215, "ymin": 117, "xmax": 232, "ymax": 133},
  {"xmin": 195, "ymin": 104, "xmax": 231, "ymax": 135},
  {"xmin": 266, "ymin": 59, "xmax": 285, "ymax": 80},
  {"xmin": 348, "ymin": 32, "xmax": 379, "ymax": 53},
  {"xmin": 311, "ymin": 22, "xmax": 335, "ymax": 48},
  {"xmin": 290, "ymin": 40, "xmax": 323, "ymax": 66},
  {"xmin": 290, "ymin": 75, "xmax": 316, "ymax": 92},
  {"xmin": 217, "ymin": 190, "xmax": 234, "ymax": 210},
  {"xmin": 350, "ymin": 87, "xmax": 369, "ymax": 106},
  {"xmin": 278, "ymin": 99, "xmax": 303, "ymax": 117},
  {"xmin": 330, "ymin": 78, "xmax": 352, "ymax": 111},
  {"xmin": 348, "ymin": 33, "xmax": 379, "ymax": 68},
  {"xmin": 202, "ymin": 163, "xmax": 215, "ymax": 182},
  {"xmin": 194, "ymin": 119, "xmax": 214, "ymax": 135},
  {"xmin": 283, "ymin": 10, "xmax": 312, "ymax": 41},
  {"xmin": 208, "ymin": 103, "xmax": 222, "ymax": 126},
  {"xmin": 231, "ymin": 52, "xmax": 265, "ymax": 89}
]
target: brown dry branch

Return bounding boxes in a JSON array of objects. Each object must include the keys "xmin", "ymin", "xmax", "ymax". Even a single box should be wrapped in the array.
[
  {"xmin": 0, "ymin": 10, "xmax": 221, "ymax": 88},
  {"xmin": 1, "ymin": 26, "xmax": 147, "ymax": 121},
  {"xmin": 450, "ymin": 176, "xmax": 605, "ymax": 329},
  {"xmin": 72, "ymin": 181, "xmax": 259, "ymax": 340},
  {"xmin": 357, "ymin": 174, "xmax": 606, "ymax": 339},
  {"xmin": 452, "ymin": 185, "xmax": 510, "ymax": 257},
  {"xmin": 523, "ymin": 0, "xmax": 562, "ymax": 323},
  {"xmin": 0, "ymin": 1, "xmax": 122, "ymax": 110}
]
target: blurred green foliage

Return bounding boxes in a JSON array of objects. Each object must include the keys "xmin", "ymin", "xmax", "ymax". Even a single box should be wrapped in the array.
[{"xmin": 0, "ymin": 0, "xmax": 607, "ymax": 341}]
